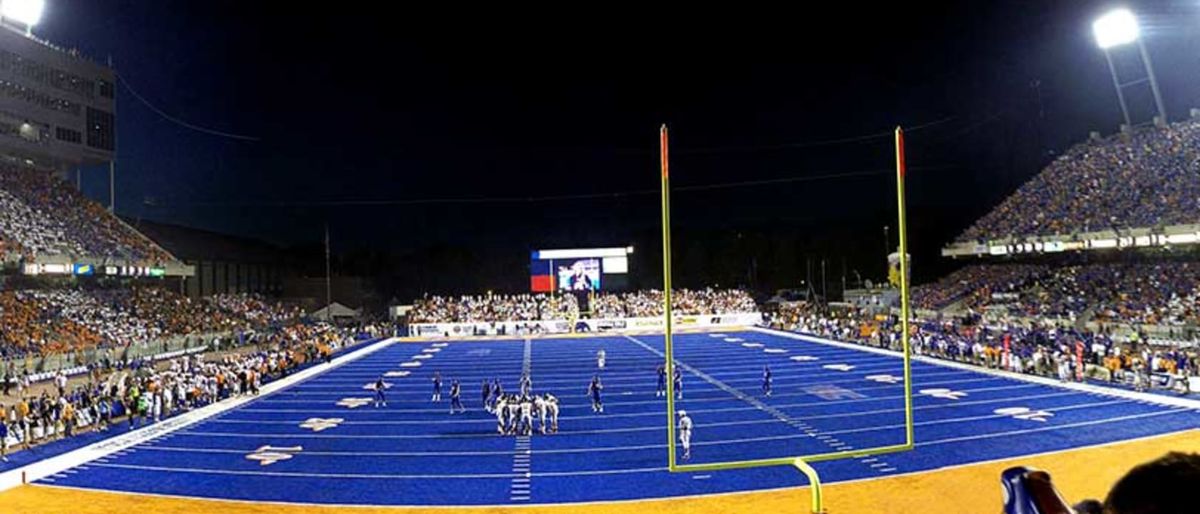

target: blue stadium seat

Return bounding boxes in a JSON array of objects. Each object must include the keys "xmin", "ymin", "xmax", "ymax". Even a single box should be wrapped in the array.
[{"xmin": 1001, "ymin": 466, "xmax": 1075, "ymax": 514}]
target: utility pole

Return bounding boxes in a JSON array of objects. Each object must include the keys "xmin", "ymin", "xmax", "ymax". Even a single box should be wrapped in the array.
[
  {"xmin": 108, "ymin": 55, "xmax": 116, "ymax": 213},
  {"xmin": 324, "ymin": 223, "xmax": 332, "ymax": 321},
  {"xmin": 821, "ymin": 259, "xmax": 827, "ymax": 304}
]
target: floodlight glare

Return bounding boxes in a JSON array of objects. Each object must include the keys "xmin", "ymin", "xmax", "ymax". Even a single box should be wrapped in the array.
[
  {"xmin": 1, "ymin": 0, "xmax": 44, "ymax": 27},
  {"xmin": 1093, "ymin": 8, "xmax": 1140, "ymax": 49}
]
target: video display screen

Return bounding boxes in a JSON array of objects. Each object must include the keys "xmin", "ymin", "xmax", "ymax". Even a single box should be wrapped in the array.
[
  {"xmin": 530, "ymin": 248, "xmax": 631, "ymax": 292},
  {"xmin": 557, "ymin": 258, "xmax": 601, "ymax": 291}
]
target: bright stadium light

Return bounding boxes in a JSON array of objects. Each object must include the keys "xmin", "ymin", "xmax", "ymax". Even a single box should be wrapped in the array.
[
  {"xmin": 1091, "ymin": 7, "xmax": 1166, "ymax": 128},
  {"xmin": 1, "ymin": 0, "xmax": 45, "ymax": 27},
  {"xmin": 1093, "ymin": 8, "xmax": 1139, "ymax": 49}
]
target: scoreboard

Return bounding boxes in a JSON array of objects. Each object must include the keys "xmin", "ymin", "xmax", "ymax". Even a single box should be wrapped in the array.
[{"xmin": 530, "ymin": 247, "xmax": 633, "ymax": 292}]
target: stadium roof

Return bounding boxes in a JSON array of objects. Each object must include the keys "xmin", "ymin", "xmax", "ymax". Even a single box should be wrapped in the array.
[{"xmin": 121, "ymin": 218, "xmax": 286, "ymax": 264}]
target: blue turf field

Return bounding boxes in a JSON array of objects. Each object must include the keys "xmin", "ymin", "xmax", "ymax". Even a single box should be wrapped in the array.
[{"xmin": 36, "ymin": 329, "xmax": 1200, "ymax": 506}]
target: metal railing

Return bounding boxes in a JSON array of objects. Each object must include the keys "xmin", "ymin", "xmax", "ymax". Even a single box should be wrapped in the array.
[{"xmin": 0, "ymin": 331, "xmax": 235, "ymax": 377}]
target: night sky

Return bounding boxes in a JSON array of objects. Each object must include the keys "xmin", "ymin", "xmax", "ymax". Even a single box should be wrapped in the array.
[{"xmin": 29, "ymin": 1, "xmax": 1200, "ymax": 295}]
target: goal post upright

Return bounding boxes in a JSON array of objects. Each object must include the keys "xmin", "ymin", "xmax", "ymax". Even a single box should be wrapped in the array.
[
  {"xmin": 895, "ymin": 126, "xmax": 914, "ymax": 448},
  {"xmin": 656, "ymin": 124, "xmax": 916, "ymax": 513},
  {"xmin": 660, "ymin": 124, "xmax": 677, "ymax": 472}
]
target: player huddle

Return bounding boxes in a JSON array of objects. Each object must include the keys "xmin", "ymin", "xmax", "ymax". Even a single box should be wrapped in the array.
[{"xmin": 492, "ymin": 393, "xmax": 559, "ymax": 435}]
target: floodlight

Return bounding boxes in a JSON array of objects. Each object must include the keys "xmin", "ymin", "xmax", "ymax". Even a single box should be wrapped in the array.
[
  {"xmin": 1093, "ymin": 8, "xmax": 1139, "ymax": 49},
  {"xmin": 1, "ymin": 0, "xmax": 44, "ymax": 27}
]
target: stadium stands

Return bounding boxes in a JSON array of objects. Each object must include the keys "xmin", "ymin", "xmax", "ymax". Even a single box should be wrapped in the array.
[
  {"xmin": 407, "ymin": 289, "xmax": 758, "ymax": 323},
  {"xmin": 0, "ymin": 163, "xmax": 171, "ymax": 262},
  {"xmin": 0, "ymin": 322, "xmax": 359, "ymax": 458},
  {"xmin": 910, "ymin": 262, "xmax": 1200, "ymax": 327},
  {"xmin": 911, "ymin": 264, "xmax": 1047, "ymax": 311},
  {"xmin": 768, "ymin": 303, "xmax": 1198, "ymax": 387},
  {"xmin": 591, "ymin": 289, "xmax": 758, "ymax": 318},
  {"xmin": 407, "ymin": 293, "xmax": 580, "ymax": 323},
  {"xmin": 957, "ymin": 119, "xmax": 1200, "ymax": 243},
  {"xmin": 0, "ymin": 288, "xmax": 304, "ymax": 358}
]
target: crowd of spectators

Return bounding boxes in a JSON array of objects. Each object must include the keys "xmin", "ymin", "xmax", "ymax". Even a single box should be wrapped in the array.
[
  {"xmin": 911, "ymin": 264, "xmax": 1047, "ymax": 311},
  {"xmin": 206, "ymin": 293, "xmax": 306, "ymax": 327},
  {"xmin": 769, "ymin": 303, "xmax": 1198, "ymax": 389},
  {"xmin": 0, "ymin": 287, "xmax": 305, "ymax": 358},
  {"xmin": 408, "ymin": 289, "xmax": 758, "ymax": 323},
  {"xmin": 408, "ymin": 294, "xmax": 580, "ymax": 323},
  {"xmin": 0, "ymin": 163, "xmax": 170, "ymax": 262},
  {"xmin": 0, "ymin": 323, "xmax": 355, "ymax": 461},
  {"xmin": 911, "ymin": 262, "xmax": 1200, "ymax": 327},
  {"xmin": 590, "ymin": 288, "xmax": 758, "ymax": 318},
  {"xmin": 958, "ymin": 119, "xmax": 1200, "ymax": 243}
]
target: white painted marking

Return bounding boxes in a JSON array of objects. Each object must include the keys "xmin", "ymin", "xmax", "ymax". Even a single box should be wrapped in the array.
[
  {"xmin": 335, "ymin": 398, "xmax": 372, "ymax": 409},
  {"xmin": 245, "ymin": 445, "xmax": 302, "ymax": 466},
  {"xmin": 865, "ymin": 374, "xmax": 903, "ymax": 384},
  {"xmin": 994, "ymin": 406, "xmax": 1053, "ymax": 422},
  {"xmin": 764, "ymin": 348, "xmax": 788, "ymax": 354},
  {"xmin": 298, "ymin": 418, "xmax": 345, "ymax": 432},
  {"xmin": 790, "ymin": 355, "xmax": 820, "ymax": 362},
  {"xmin": 411, "ymin": 354, "xmax": 433, "ymax": 360},
  {"xmin": 741, "ymin": 343, "xmax": 764, "ymax": 348},
  {"xmin": 399, "ymin": 361, "xmax": 422, "ymax": 368},
  {"xmin": 822, "ymin": 364, "xmax": 855, "ymax": 371},
  {"xmin": 920, "ymin": 388, "xmax": 968, "ymax": 400},
  {"xmin": 383, "ymin": 371, "xmax": 410, "ymax": 378}
]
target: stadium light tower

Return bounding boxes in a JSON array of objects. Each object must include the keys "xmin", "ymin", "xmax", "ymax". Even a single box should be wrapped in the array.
[
  {"xmin": 0, "ymin": 0, "xmax": 45, "ymax": 34},
  {"xmin": 1092, "ymin": 8, "xmax": 1167, "ymax": 127}
]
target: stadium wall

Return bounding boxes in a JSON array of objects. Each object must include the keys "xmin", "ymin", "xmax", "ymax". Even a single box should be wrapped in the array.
[
  {"xmin": 942, "ymin": 223, "xmax": 1200, "ymax": 258},
  {"xmin": 409, "ymin": 312, "xmax": 763, "ymax": 337}
]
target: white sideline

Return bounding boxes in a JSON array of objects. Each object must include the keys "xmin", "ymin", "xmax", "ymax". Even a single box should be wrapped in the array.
[
  {"xmin": 751, "ymin": 327, "xmax": 1200, "ymax": 410},
  {"xmin": 0, "ymin": 337, "xmax": 399, "ymax": 492}
]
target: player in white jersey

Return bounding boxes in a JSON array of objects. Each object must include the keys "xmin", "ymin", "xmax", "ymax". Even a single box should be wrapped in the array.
[
  {"xmin": 494, "ymin": 395, "xmax": 510, "ymax": 434},
  {"xmin": 536, "ymin": 394, "xmax": 559, "ymax": 434},
  {"xmin": 519, "ymin": 396, "xmax": 535, "ymax": 435},
  {"xmin": 677, "ymin": 410, "xmax": 693, "ymax": 460},
  {"xmin": 505, "ymin": 395, "xmax": 522, "ymax": 434}
]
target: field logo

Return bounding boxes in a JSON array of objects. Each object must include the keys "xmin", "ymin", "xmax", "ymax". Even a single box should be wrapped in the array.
[
  {"xmin": 336, "ymin": 397, "xmax": 372, "ymax": 409},
  {"xmin": 246, "ymin": 445, "xmax": 303, "ymax": 466},
  {"xmin": 866, "ymin": 374, "xmax": 902, "ymax": 384},
  {"xmin": 804, "ymin": 384, "xmax": 867, "ymax": 400},
  {"xmin": 919, "ymin": 388, "xmax": 967, "ymax": 400},
  {"xmin": 299, "ymin": 418, "xmax": 344, "ymax": 432},
  {"xmin": 993, "ymin": 406, "xmax": 1053, "ymax": 422}
]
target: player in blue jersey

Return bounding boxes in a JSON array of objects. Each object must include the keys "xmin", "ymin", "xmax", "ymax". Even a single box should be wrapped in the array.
[
  {"xmin": 656, "ymin": 363, "xmax": 666, "ymax": 397},
  {"xmin": 449, "ymin": 379, "xmax": 465, "ymax": 414},
  {"xmin": 673, "ymin": 367, "xmax": 683, "ymax": 399},
  {"xmin": 481, "ymin": 379, "xmax": 492, "ymax": 412},
  {"xmin": 431, "ymin": 371, "xmax": 442, "ymax": 402},
  {"xmin": 762, "ymin": 365, "xmax": 773, "ymax": 397},
  {"xmin": 373, "ymin": 377, "xmax": 388, "ymax": 408},
  {"xmin": 587, "ymin": 375, "xmax": 604, "ymax": 413}
]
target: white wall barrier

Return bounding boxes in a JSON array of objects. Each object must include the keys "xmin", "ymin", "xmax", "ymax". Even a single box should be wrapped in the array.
[{"xmin": 410, "ymin": 312, "xmax": 764, "ymax": 337}]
